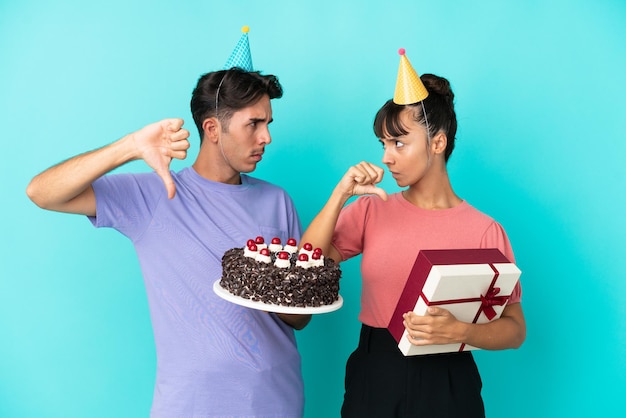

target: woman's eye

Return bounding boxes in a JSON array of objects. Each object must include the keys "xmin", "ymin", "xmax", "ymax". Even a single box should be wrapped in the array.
[{"xmin": 396, "ymin": 141, "xmax": 404, "ymax": 148}]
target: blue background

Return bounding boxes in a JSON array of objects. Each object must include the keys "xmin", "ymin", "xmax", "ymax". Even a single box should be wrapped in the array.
[{"xmin": 2, "ymin": 0, "xmax": 625, "ymax": 417}]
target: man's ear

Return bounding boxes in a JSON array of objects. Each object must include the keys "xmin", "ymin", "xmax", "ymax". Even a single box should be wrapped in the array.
[
  {"xmin": 202, "ymin": 117, "xmax": 220, "ymax": 144},
  {"xmin": 431, "ymin": 132, "xmax": 447, "ymax": 155}
]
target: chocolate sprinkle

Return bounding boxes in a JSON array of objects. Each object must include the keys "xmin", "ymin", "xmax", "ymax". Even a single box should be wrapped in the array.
[{"xmin": 220, "ymin": 248, "xmax": 341, "ymax": 307}]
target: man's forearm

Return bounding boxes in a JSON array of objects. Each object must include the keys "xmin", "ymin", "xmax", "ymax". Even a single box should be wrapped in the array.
[
  {"xmin": 26, "ymin": 135, "xmax": 136, "ymax": 214},
  {"xmin": 277, "ymin": 313, "xmax": 312, "ymax": 330}
]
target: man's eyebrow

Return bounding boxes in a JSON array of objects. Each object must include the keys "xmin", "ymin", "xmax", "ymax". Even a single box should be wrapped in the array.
[{"xmin": 249, "ymin": 117, "xmax": 273, "ymax": 124}]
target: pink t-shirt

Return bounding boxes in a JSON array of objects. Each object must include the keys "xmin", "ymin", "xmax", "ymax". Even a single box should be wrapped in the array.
[{"xmin": 332, "ymin": 193, "xmax": 522, "ymax": 328}]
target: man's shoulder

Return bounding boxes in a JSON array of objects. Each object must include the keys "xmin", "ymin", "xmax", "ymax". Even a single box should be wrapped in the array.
[
  {"xmin": 104, "ymin": 170, "xmax": 160, "ymax": 181},
  {"xmin": 96, "ymin": 170, "xmax": 161, "ymax": 190},
  {"xmin": 243, "ymin": 175, "xmax": 289, "ymax": 193}
]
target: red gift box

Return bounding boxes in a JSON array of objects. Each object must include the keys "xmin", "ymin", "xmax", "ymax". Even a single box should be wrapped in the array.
[{"xmin": 387, "ymin": 249, "xmax": 521, "ymax": 356}]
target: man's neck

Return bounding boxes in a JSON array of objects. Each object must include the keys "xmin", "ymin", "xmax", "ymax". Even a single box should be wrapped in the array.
[{"xmin": 192, "ymin": 142, "xmax": 243, "ymax": 185}]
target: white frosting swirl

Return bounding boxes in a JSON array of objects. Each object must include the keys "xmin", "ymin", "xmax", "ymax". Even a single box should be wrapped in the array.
[
  {"xmin": 268, "ymin": 243, "xmax": 283, "ymax": 252},
  {"xmin": 296, "ymin": 254, "xmax": 311, "ymax": 269},
  {"xmin": 310, "ymin": 255, "xmax": 324, "ymax": 268},
  {"xmin": 244, "ymin": 246, "xmax": 258, "ymax": 258},
  {"xmin": 283, "ymin": 244, "xmax": 297, "ymax": 254},
  {"xmin": 274, "ymin": 256, "xmax": 291, "ymax": 268},
  {"xmin": 255, "ymin": 251, "xmax": 271, "ymax": 264}
]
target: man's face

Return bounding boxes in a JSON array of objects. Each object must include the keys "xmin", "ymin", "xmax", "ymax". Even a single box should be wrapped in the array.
[{"xmin": 220, "ymin": 94, "xmax": 273, "ymax": 174}]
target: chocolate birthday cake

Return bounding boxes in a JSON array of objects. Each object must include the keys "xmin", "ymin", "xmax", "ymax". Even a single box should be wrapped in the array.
[{"xmin": 219, "ymin": 236, "xmax": 342, "ymax": 308}]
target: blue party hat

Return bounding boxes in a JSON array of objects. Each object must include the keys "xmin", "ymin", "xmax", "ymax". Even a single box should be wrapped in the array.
[{"xmin": 224, "ymin": 26, "xmax": 254, "ymax": 71}]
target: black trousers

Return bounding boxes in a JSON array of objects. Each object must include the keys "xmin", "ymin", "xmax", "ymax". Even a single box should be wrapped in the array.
[{"xmin": 341, "ymin": 325, "xmax": 485, "ymax": 418}]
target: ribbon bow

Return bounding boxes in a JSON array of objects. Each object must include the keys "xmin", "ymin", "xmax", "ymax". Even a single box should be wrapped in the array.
[{"xmin": 480, "ymin": 287, "xmax": 509, "ymax": 320}]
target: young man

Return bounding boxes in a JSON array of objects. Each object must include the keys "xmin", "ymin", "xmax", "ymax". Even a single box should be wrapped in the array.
[{"xmin": 26, "ymin": 67, "xmax": 311, "ymax": 417}]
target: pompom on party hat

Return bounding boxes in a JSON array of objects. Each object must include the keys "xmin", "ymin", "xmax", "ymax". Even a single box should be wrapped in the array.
[
  {"xmin": 393, "ymin": 48, "xmax": 429, "ymax": 105},
  {"xmin": 224, "ymin": 26, "xmax": 254, "ymax": 71}
]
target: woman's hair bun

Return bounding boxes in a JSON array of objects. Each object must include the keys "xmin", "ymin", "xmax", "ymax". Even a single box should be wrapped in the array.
[{"xmin": 421, "ymin": 73, "xmax": 454, "ymax": 104}]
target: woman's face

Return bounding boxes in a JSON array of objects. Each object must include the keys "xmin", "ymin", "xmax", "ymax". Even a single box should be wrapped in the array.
[{"xmin": 379, "ymin": 108, "xmax": 433, "ymax": 188}]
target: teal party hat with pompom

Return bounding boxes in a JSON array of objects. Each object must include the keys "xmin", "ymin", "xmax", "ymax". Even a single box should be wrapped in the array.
[{"xmin": 224, "ymin": 26, "xmax": 253, "ymax": 71}]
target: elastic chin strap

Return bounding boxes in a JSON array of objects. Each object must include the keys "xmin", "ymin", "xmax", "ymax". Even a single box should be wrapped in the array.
[
  {"xmin": 215, "ymin": 74, "xmax": 226, "ymax": 116},
  {"xmin": 215, "ymin": 73, "xmax": 233, "ymax": 168},
  {"xmin": 420, "ymin": 100, "xmax": 433, "ymax": 167},
  {"xmin": 218, "ymin": 131, "xmax": 232, "ymax": 168},
  {"xmin": 421, "ymin": 100, "xmax": 431, "ymax": 144}
]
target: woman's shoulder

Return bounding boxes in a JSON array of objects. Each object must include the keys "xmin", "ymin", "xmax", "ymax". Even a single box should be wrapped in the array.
[
  {"xmin": 458, "ymin": 200, "xmax": 497, "ymax": 223},
  {"xmin": 354, "ymin": 192, "xmax": 403, "ymax": 206},
  {"xmin": 460, "ymin": 201, "xmax": 512, "ymax": 241},
  {"xmin": 341, "ymin": 193, "xmax": 402, "ymax": 214}
]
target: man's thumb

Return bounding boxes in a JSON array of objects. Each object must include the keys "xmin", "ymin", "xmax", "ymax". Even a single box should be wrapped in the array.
[{"xmin": 157, "ymin": 169, "xmax": 176, "ymax": 199}]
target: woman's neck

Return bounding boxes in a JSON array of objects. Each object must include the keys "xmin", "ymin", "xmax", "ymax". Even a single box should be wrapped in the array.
[{"xmin": 402, "ymin": 170, "xmax": 462, "ymax": 210}]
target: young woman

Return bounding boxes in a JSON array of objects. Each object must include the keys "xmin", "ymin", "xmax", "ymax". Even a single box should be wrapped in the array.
[{"xmin": 301, "ymin": 73, "xmax": 526, "ymax": 417}]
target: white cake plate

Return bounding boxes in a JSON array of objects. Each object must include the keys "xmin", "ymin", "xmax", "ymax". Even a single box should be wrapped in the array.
[{"xmin": 213, "ymin": 280, "xmax": 343, "ymax": 314}]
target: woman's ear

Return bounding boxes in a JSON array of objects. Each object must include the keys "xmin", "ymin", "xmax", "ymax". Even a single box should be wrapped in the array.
[
  {"xmin": 202, "ymin": 118, "xmax": 221, "ymax": 144},
  {"xmin": 431, "ymin": 132, "xmax": 447, "ymax": 155}
]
